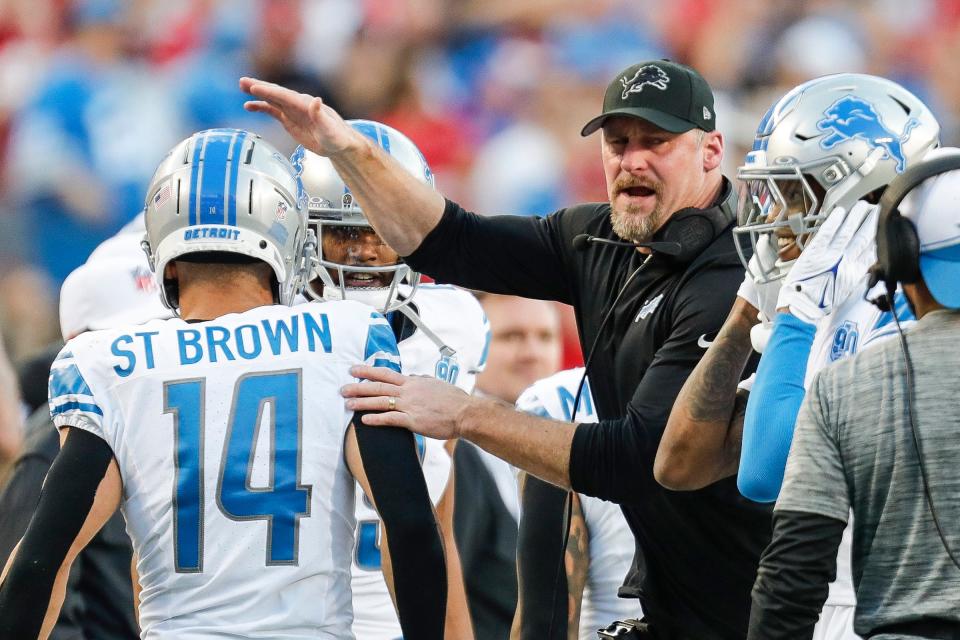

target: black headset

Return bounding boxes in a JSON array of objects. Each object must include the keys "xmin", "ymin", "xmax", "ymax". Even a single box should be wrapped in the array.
[
  {"xmin": 572, "ymin": 202, "xmax": 733, "ymax": 265},
  {"xmin": 868, "ymin": 149, "xmax": 960, "ymax": 572},
  {"xmin": 869, "ymin": 150, "xmax": 960, "ymax": 303},
  {"xmin": 655, "ymin": 203, "xmax": 733, "ymax": 264}
]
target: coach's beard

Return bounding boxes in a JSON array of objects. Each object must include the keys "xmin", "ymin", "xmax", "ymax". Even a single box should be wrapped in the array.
[{"xmin": 610, "ymin": 179, "xmax": 664, "ymax": 243}]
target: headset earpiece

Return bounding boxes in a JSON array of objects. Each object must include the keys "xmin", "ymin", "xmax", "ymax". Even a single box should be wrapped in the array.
[
  {"xmin": 657, "ymin": 205, "xmax": 733, "ymax": 265},
  {"xmin": 887, "ymin": 215, "xmax": 921, "ymax": 284},
  {"xmin": 873, "ymin": 151, "xmax": 960, "ymax": 296}
]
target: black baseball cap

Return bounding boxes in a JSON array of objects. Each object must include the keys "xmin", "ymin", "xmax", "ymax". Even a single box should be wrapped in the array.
[{"xmin": 581, "ymin": 60, "xmax": 716, "ymax": 136}]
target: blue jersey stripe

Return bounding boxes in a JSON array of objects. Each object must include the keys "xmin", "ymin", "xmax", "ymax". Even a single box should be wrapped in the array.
[
  {"xmin": 225, "ymin": 131, "xmax": 247, "ymax": 226},
  {"xmin": 49, "ymin": 363, "xmax": 94, "ymax": 399},
  {"xmin": 364, "ymin": 316, "xmax": 401, "ymax": 368},
  {"xmin": 188, "ymin": 135, "xmax": 203, "ymax": 226},
  {"xmin": 198, "ymin": 132, "xmax": 233, "ymax": 225},
  {"xmin": 51, "ymin": 401, "xmax": 104, "ymax": 417},
  {"xmin": 364, "ymin": 323, "xmax": 399, "ymax": 359},
  {"xmin": 371, "ymin": 357, "xmax": 401, "ymax": 373}
]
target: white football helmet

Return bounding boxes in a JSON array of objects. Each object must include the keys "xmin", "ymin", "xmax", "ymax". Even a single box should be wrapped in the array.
[
  {"xmin": 142, "ymin": 128, "xmax": 313, "ymax": 310},
  {"xmin": 294, "ymin": 120, "xmax": 434, "ymax": 313},
  {"xmin": 734, "ymin": 73, "xmax": 940, "ymax": 282}
]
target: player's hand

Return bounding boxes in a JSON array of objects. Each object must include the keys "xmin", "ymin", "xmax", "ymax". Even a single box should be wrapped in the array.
[
  {"xmin": 777, "ymin": 201, "xmax": 879, "ymax": 324},
  {"xmin": 342, "ymin": 365, "xmax": 470, "ymax": 440},
  {"xmin": 240, "ymin": 77, "xmax": 361, "ymax": 157}
]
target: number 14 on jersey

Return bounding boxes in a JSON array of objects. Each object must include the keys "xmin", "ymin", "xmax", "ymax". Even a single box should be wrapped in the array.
[{"xmin": 164, "ymin": 370, "xmax": 312, "ymax": 572}]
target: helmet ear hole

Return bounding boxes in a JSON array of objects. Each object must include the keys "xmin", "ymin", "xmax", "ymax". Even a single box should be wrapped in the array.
[
  {"xmin": 163, "ymin": 276, "xmax": 180, "ymax": 310},
  {"xmin": 271, "ymin": 272, "xmax": 281, "ymax": 304}
]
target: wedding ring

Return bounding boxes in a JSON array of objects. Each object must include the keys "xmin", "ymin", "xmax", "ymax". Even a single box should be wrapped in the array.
[{"xmin": 388, "ymin": 397, "xmax": 397, "ymax": 411}]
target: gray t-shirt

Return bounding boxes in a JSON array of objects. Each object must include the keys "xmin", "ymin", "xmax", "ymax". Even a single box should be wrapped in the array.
[{"xmin": 777, "ymin": 309, "xmax": 960, "ymax": 638}]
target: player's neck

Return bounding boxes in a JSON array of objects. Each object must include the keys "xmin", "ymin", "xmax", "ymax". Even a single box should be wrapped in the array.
[
  {"xmin": 179, "ymin": 283, "xmax": 275, "ymax": 321},
  {"xmin": 903, "ymin": 280, "xmax": 945, "ymax": 320}
]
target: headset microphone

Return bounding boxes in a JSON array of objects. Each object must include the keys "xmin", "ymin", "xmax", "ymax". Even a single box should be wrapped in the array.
[
  {"xmin": 865, "ymin": 265, "xmax": 894, "ymax": 312},
  {"xmin": 571, "ymin": 233, "xmax": 683, "ymax": 256}
]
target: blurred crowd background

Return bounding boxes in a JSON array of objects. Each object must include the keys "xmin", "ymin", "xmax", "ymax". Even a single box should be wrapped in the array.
[{"xmin": 1, "ymin": 0, "xmax": 960, "ymax": 366}]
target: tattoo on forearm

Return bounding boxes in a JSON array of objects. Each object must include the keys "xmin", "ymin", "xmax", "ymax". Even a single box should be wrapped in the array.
[
  {"xmin": 685, "ymin": 314, "xmax": 755, "ymax": 424},
  {"xmin": 565, "ymin": 495, "xmax": 589, "ymax": 640}
]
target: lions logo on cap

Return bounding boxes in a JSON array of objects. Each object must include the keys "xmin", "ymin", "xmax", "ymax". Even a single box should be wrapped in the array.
[
  {"xmin": 620, "ymin": 65, "xmax": 670, "ymax": 100},
  {"xmin": 817, "ymin": 95, "xmax": 920, "ymax": 172}
]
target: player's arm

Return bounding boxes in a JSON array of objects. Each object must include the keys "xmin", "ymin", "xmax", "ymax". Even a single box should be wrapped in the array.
[
  {"xmin": 570, "ymin": 263, "xmax": 751, "ymax": 504},
  {"xmin": 0, "ymin": 427, "xmax": 121, "ymax": 639},
  {"xmin": 748, "ymin": 509, "xmax": 844, "ymax": 640},
  {"xmin": 740, "ymin": 201, "xmax": 880, "ymax": 501},
  {"xmin": 564, "ymin": 493, "xmax": 589, "ymax": 638},
  {"xmin": 435, "ymin": 459, "xmax": 475, "ymax": 640},
  {"xmin": 131, "ymin": 553, "xmax": 141, "ymax": 626},
  {"xmin": 737, "ymin": 314, "xmax": 816, "ymax": 501},
  {"xmin": 656, "ymin": 296, "xmax": 758, "ymax": 490},
  {"xmin": 748, "ymin": 372, "xmax": 848, "ymax": 639},
  {"xmin": 513, "ymin": 474, "xmax": 589, "ymax": 640},
  {"xmin": 345, "ymin": 420, "xmax": 447, "ymax": 640}
]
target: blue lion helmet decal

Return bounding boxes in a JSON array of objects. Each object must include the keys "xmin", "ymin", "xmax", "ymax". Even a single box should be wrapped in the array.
[
  {"xmin": 288, "ymin": 145, "xmax": 309, "ymax": 211},
  {"xmin": 817, "ymin": 95, "xmax": 920, "ymax": 172}
]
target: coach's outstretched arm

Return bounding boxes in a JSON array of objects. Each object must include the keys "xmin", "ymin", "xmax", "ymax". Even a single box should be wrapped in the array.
[
  {"xmin": 240, "ymin": 77, "xmax": 445, "ymax": 256},
  {"xmin": 344, "ymin": 367, "xmax": 578, "ymax": 490}
]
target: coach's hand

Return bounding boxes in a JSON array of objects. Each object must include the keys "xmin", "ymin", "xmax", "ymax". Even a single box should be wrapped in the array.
[
  {"xmin": 342, "ymin": 365, "xmax": 470, "ymax": 440},
  {"xmin": 240, "ymin": 77, "xmax": 362, "ymax": 157}
]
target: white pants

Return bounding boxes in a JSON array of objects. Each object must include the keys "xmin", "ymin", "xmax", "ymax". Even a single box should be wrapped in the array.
[{"xmin": 813, "ymin": 604, "xmax": 861, "ymax": 640}]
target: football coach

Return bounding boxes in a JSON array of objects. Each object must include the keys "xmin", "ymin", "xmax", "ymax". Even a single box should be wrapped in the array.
[{"xmin": 242, "ymin": 61, "xmax": 771, "ymax": 640}]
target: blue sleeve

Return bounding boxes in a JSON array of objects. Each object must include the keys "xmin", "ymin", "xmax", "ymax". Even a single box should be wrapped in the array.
[{"xmin": 738, "ymin": 313, "xmax": 817, "ymax": 502}]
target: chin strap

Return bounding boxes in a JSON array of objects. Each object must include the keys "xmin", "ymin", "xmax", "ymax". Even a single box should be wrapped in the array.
[{"xmin": 396, "ymin": 304, "xmax": 456, "ymax": 359}]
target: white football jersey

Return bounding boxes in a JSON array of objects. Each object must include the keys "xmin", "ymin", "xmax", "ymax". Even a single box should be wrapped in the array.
[
  {"xmin": 806, "ymin": 272, "xmax": 914, "ymax": 609},
  {"xmin": 350, "ymin": 284, "xmax": 489, "ymax": 639},
  {"xmin": 49, "ymin": 301, "xmax": 402, "ymax": 639},
  {"xmin": 739, "ymin": 223, "xmax": 915, "ymax": 620},
  {"xmin": 516, "ymin": 368, "xmax": 638, "ymax": 639}
]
